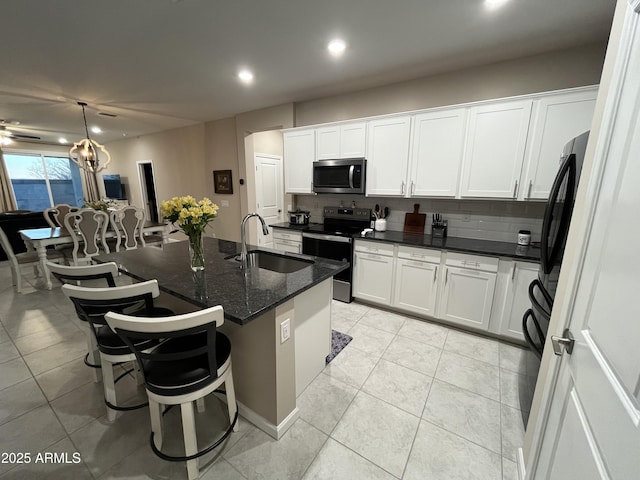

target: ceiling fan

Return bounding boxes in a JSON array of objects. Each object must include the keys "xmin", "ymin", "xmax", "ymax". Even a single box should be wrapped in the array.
[{"xmin": 0, "ymin": 121, "xmax": 42, "ymax": 143}]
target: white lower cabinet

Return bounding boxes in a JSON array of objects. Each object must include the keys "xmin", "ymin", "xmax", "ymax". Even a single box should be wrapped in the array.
[
  {"xmin": 393, "ymin": 246, "xmax": 440, "ymax": 316},
  {"xmin": 353, "ymin": 240, "xmax": 394, "ymax": 305},
  {"xmin": 352, "ymin": 240, "xmax": 535, "ymax": 341},
  {"xmin": 489, "ymin": 260, "xmax": 538, "ymax": 341},
  {"xmin": 272, "ymin": 230, "xmax": 302, "ymax": 254},
  {"xmin": 436, "ymin": 253, "xmax": 498, "ymax": 330}
]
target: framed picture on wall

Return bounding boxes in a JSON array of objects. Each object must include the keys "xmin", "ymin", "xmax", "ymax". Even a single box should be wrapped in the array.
[{"xmin": 213, "ymin": 170, "xmax": 233, "ymax": 194}]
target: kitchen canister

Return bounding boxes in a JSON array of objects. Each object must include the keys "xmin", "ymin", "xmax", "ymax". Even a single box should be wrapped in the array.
[
  {"xmin": 517, "ymin": 230, "xmax": 531, "ymax": 245},
  {"xmin": 374, "ymin": 218, "xmax": 387, "ymax": 232}
]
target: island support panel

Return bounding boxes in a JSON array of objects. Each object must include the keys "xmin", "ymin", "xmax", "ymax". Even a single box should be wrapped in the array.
[{"xmin": 219, "ymin": 300, "xmax": 297, "ymax": 439}]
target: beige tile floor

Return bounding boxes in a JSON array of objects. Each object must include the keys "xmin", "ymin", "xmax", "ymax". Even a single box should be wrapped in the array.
[{"xmin": 0, "ymin": 261, "xmax": 532, "ymax": 479}]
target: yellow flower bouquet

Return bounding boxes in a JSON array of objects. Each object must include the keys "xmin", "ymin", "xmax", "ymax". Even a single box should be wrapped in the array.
[{"xmin": 160, "ymin": 196, "xmax": 219, "ymax": 270}]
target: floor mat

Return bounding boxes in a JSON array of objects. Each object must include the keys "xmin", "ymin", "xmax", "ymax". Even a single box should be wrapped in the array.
[{"xmin": 326, "ymin": 329, "xmax": 353, "ymax": 364}]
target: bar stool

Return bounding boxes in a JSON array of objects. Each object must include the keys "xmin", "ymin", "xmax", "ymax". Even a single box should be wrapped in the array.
[{"xmin": 106, "ymin": 304, "xmax": 238, "ymax": 480}]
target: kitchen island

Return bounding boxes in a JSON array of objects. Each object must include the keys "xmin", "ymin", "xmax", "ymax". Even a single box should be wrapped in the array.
[{"xmin": 96, "ymin": 238, "xmax": 348, "ymax": 439}]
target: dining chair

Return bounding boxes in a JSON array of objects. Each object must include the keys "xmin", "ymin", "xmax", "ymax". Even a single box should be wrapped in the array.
[
  {"xmin": 61, "ymin": 279, "xmax": 175, "ymax": 421},
  {"xmin": 45, "ymin": 204, "xmax": 80, "ymax": 229},
  {"xmin": 110, "ymin": 206, "xmax": 146, "ymax": 251},
  {"xmin": 0, "ymin": 226, "xmax": 64, "ymax": 293},
  {"xmin": 106, "ymin": 304, "xmax": 238, "ymax": 480},
  {"xmin": 63, "ymin": 208, "xmax": 110, "ymax": 265}
]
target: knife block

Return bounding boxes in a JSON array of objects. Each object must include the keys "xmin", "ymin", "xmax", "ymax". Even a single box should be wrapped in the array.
[{"xmin": 432, "ymin": 225, "xmax": 447, "ymax": 238}]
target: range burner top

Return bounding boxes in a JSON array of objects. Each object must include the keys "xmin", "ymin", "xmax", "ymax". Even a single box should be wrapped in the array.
[
  {"xmin": 307, "ymin": 206, "xmax": 372, "ymax": 237},
  {"xmin": 304, "ymin": 224, "xmax": 362, "ymax": 237}
]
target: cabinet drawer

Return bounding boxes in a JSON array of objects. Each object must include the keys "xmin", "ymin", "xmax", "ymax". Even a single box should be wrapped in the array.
[
  {"xmin": 273, "ymin": 240, "xmax": 301, "ymax": 254},
  {"xmin": 445, "ymin": 252, "xmax": 498, "ymax": 273},
  {"xmin": 397, "ymin": 245, "xmax": 440, "ymax": 263},
  {"xmin": 272, "ymin": 230, "xmax": 303, "ymax": 242},
  {"xmin": 275, "ymin": 238, "xmax": 302, "ymax": 248},
  {"xmin": 354, "ymin": 240, "xmax": 394, "ymax": 256}
]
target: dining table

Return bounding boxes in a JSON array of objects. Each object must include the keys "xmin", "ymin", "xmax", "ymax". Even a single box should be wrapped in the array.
[{"xmin": 19, "ymin": 222, "xmax": 169, "ymax": 289}]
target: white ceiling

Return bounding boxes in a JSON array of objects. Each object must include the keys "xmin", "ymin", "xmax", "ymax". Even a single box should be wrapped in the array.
[{"xmin": 0, "ymin": 0, "xmax": 615, "ymax": 145}]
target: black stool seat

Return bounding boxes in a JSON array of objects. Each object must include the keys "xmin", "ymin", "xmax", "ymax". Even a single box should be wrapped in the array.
[
  {"xmin": 145, "ymin": 333, "xmax": 232, "ymax": 396},
  {"xmin": 90, "ymin": 306, "xmax": 175, "ymax": 355},
  {"xmin": 95, "ymin": 326, "xmax": 158, "ymax": 355}
]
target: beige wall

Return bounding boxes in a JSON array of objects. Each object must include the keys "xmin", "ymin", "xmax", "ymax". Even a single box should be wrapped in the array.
[
  {"xmin": 235, "ymin": 103, "xmax": 294, "ymax": 220},
  {"xmin": 243, "ymin": 130, "xmax": 289, "ymax": 244},
  {"xmin": 104, "ymin": 123, "xmax": 206, "ymax": 239},
  {"xmin": 204, "ymin": 117, "xmax": 241, "ymax": 242},
  {"xmin": 102, "ymin": 42, "xmax": 607, "ymax": 243},
  {"xmin": 295, "ymin": 42, "xmax": 607, "ymax": 126}
]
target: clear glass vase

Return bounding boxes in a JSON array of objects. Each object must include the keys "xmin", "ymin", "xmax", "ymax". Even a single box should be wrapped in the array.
[{"xmin": 188, "ymin": 231, "xmax": 205, "ymax": 271}]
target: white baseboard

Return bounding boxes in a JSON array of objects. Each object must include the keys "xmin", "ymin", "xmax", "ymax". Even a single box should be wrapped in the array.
[
  {"xmin": 517, "ymin": 448, "xmax": 526, "ymax": 479},
  {"xmin": 236, "ymin": 401, "xmax": 299, "ymax": 440}
]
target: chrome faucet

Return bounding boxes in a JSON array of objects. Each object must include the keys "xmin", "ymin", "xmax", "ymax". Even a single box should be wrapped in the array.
[{"xmin": 240, "ymin": 213, "xmax": 269, "ymax": 268}]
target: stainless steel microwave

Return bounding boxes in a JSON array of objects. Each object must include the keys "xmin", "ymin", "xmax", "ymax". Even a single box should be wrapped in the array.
[{"xmin": 312, "ymin": 158, "xmax": 366, "ymax": 194}]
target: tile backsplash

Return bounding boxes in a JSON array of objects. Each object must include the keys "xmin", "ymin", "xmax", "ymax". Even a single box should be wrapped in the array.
[{"xmin": 293, "ymin": 195, "xmax": 545, "ymax": 243}]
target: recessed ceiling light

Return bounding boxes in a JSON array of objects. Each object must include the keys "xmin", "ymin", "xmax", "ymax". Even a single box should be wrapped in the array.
[
  {"xmin": 327, "ymin": 39, "xmax": 346, "ymax": 57},
  {"xmin": 91, "ymin": 126, "xmax": 102, "ymax": 134},
  {"xmin": 58, "ymin": 137, "xmax": 68, "ymax": 144},
  {"xmin": 238, "ymin": 69, "xmax": 254, "ymax": 84},
  {"xmin": 484, "ymin": 0, "xmax": 510, "ymax": 9}
]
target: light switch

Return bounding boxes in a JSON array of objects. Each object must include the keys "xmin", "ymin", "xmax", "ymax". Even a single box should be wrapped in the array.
[{"xmin": 280, "ymin": 319, "xmax": 291, "ymax": 343}]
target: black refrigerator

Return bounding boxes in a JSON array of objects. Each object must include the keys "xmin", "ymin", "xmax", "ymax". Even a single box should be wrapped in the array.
[{"xmin": 520, "ymin": 131, "xmax": 590, "ymax": 423}]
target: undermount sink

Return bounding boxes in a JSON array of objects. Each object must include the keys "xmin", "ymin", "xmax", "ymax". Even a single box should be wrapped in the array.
[{"xmin": 226, "ymin": 250, "xmax": 314, "ymax": 273}]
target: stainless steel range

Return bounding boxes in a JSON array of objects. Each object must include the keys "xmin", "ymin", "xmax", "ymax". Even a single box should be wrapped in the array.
[{"xmin": 302, "ymin": 206, "xmax": 371, "ymax": 303}]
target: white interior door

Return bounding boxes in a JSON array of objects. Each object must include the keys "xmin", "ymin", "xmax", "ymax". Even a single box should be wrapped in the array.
[
  {"xmin": 255, "ymin": 154, "xmax": 283, "ymax": 247},
  {"xmin": 530, "ymin": 5, "xmax": 640, "ymax": 478}
]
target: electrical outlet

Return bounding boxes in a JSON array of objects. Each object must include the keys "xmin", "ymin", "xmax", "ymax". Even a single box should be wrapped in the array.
[
  {"xmin": 221, "ymin": 200, "xmax": 229, "ymax": 207},
  {"xmin": 280, "ymin": 319, "xmax": 290, "ymax": 343},
  {"xmin": 462, "ymin": 213, "xmax": 471, "ymax": 222}
]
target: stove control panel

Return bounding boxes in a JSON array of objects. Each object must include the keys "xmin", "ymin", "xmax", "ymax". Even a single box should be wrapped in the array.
[{"xmin": 323, "ymin": 206, "xmax": 372, "ymax": 220}]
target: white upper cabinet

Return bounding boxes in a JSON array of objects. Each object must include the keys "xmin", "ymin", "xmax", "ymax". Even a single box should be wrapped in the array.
[
  {"xmin": 316, "ymin": 122, "xmax": 367, "ymax": 160},
  {"xmin": 283, "ymin": 129, "xmax": 315, "ymax": 194},
  {"xmin": 520, "ymin": 88, "xmax": 598, "ymax": 200},
  {"xmin": 409, "ymin": 108, "xmax": 467, "ymax": 197},
  {"xmin": 460, "ymin": 99, "xmax": 533, "ymax": 198},
  {"xmin": 366, "ymin": 116, "xmax": 412, "ymax": 196},
  {"xmin": 315, "ymin": 126, "xmax": 340, "ymax": 159}
]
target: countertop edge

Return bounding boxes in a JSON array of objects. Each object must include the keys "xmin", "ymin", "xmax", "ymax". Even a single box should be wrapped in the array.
[{"xmin": 270, "ymin": 223, "xmax": 539, "ymax": 263}]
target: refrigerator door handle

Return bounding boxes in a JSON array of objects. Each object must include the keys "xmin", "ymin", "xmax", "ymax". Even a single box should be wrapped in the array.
[
  {"xmin": 523, "ymin": 309, "xmax": 544, "ymax": 359},
  {"xmin": 540, "ymin": 153, "xmax": 577, "ymax": 274},
  {"xmin": 529, "ymin": 279, "xmax": 553, "ymax": 317}
]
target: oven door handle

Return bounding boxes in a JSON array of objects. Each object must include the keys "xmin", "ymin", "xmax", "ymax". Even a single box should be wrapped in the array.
[
  {"xmin": 349, "ymin": 165, "xmax": 355, "ymax": 189},
  {"xmin": 302, "ymin": 232, "xmax": 352, "ymax": 243}
]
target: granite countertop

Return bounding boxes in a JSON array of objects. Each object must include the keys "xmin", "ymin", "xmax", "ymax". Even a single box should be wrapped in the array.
[
  {"xmin": 270, "ymin": 222, "xmax": 322, "ymax": 231},
  {"xmin": 359, "ymin": 230, "xmax": 540, "ymax": 262},
  {"xmin": 269, "ymin": 223, "xmax": 539, "ymax": 262},
  {"xmin": 95, "ymin": 238, "xmax": 348, "ymax": 325}
]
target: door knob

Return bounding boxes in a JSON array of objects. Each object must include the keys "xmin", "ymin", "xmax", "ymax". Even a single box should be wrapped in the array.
[{"xmin": 550, "ymin": 328, "xmax": 575, "ymax": 356}]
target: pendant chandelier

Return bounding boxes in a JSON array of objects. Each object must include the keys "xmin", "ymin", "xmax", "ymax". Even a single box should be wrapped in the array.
[{"xmin": 68, "ymin": 102, "xmax": 111, "ymax": 173}]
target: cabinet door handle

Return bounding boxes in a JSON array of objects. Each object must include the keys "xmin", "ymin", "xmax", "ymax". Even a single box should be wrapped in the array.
[
  {"xmin": 511, "ymin": 263, "xmax": 517, "ymax": 280},
  {"xmin": 445, "ymin": 268, "xmax": 449, "ymax": 285},
  {"xmin": 513, "ymin": 180, "xmax": 519, "ymax": 198},
  {"xmin": 433, "ymin": 266, "xmax": 438, "ymax": 283},
  {"xmin": 411, "ymin": 181, "xmax": 415, "ymax": 195},
  {"xmin": 401, "ymin": 181, "xmax": 405, "ymax": 194},
  {"xmin": 527, "ymin": 180, "xmax": 533, "ymax": 199}
]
